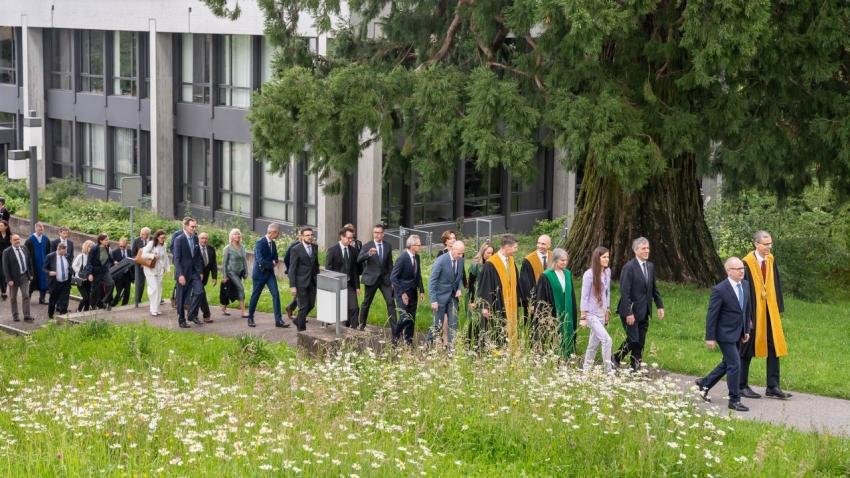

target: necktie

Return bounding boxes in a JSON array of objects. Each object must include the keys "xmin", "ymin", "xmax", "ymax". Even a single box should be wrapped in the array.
[
  {"xmin": 58, "ymin": 256, "xmax": 66, "ymax": 282},
  {"xmin": 642, "ymin": 262, "xmax": 649, "ymax": 283},
  {"xmin": 189, "ymin": 236, "xmax": 194, "ymax": 257},
  {"xmin": 377, "ymin": 243, "xmax": 383, "ymax": 262},
  {"xmin": 760, "ymin": 259, "xmax": 766, "ymax": 279},
  {"xmin": 122, "ymin": 249, "xmax": 127, "ymax": 260},
  {"xmin": 305, "ymin": 243, "xmax": 311, "ymax": 257},
  {"xmin": 270, "ymin": 240, "xmax": 276, "ymax": 257},
  {"xmin": 542, "ymin": 255, "xmax": 547, "ymax": 270},
  {"xmin": 16, "ymin": 247, "xmax": 26, "ymax": 273},
  {"xmin": 343, "ymin": 246, "xmax": 349, "ymax": 274},
  {"xmin": 452, "ymin": 259, "xmax": 457, "ymax": 276},
  {"xmin": 202, "ymin": 247, "xmax": 209, "ymax": 266},
  {"xmin": 411, "ymin": 254, "xmax": 416, "ymax": 271},
  {"xmin": 504, "ymin": 258, "xmax": 510, "ymax": 284},
  {"xmin": 737, "ymin": 283, "xmax": 744, "ymax": 310}
]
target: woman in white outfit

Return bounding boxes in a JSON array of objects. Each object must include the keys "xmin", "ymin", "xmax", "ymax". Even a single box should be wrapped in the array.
[
  {"xmin": 73, "ymin": 240, "xmax": 95, "ymax": 312},
  {"xmin": 141, "ymin": 229, "xmax": 170, "ymax": 316},
  {"xmin": 580, "ymin": 246, "xmax": 613, "ymax": 372}
]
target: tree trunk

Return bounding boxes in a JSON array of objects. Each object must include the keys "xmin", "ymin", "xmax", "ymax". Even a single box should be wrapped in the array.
[{"xmin": 565, "ymin": 153, "xmax": 723, "ymax": 287}]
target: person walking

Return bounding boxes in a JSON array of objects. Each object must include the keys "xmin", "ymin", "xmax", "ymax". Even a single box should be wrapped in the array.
[
  {"xmin": 246, "ymin": 223, "xmax": 289, "ymax": 328},
  {"xmin": 475, "ymin": 235, "xmax": 521, "ymax": 348},
  {"xmin": 42, "ymin": 242, "xmax": 74, "ymax": 319},
  {"xmin": 357, "ymin": 224, "xmax": 396, "ymax": 331},
  {"xmin": 50, "ymin": 226, "xmax": 75, "ymax": 262},
  {"xmin": 520, "ymin": 234, "xmax": 552, "ymax": 324},
  {"xmin": 324, "ymin": 226, "xmax": 361, "ymax": 327},
  {"xmin": 109, "ymin": 237, "xmax": 133, "ymax": 307},
  {"xmin": 86, "ymin": 233, "xmax": 116, "ymax": 312},
  {"xmin": 532, "ymin": 248, "xmax": 578, "ymax": 358},
  {"xmin": 2, "ymin": 234, "xmax": 34, "ymax": 322},
  {"xmin": 288, "ymin": 226, "xmax": 319, "ymax": 331},
  {"xmin": 695, "ymin": 257, "xmax": 753, "ymax": 412},
  {"xmin": 466, "ymin": 241, "xmax": 494, "ymax": 343},
  {"xmin": 141, "ymin": 229, "xmax": 170, "ymax": 316},
  {"xmin": 221, "ymin": 228, "xmax": 248, "ymax": 318},
  {"xmin": 390, "ymin": 235, "xmax": 425, "ymax": 345},
  {"xmin": 0, "ymin": 220, "xmax": 11, "ymax": 301},
  {"xmin": 197, "ymin": 232, "xmax": 218, "ymax": 323},
  {"xmin": 173, "ymin": 218, "xmax": 205, "ymax": 328},
  {"xmin": 427, "ymin": 241, "xmax": 466, "ymax": 349},
  {"xmin": 131, "ymin": 227, "xmax": 151, "ymax": 305},
  {"xmin": 26, "ymin": 222, "xmax": 51, "ymax": 304},
  {"xmin": 73, "ymin": 240, "xmax": 95, "ymax": 312},
  {"xmin": 580, "ymin": 247, "xmax": 613, "ymax": 372}
]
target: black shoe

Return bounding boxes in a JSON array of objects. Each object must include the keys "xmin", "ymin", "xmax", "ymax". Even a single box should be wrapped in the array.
[
  {"xmin": 39, "ymin": 299, "xmax": 49, "ymax": 305},
  {"xmin": 275, "ymin": 322, "xmax": 291, "ymax": 328},
  {"xmin": 179, "ymin": 322, "xmax": 191, "ymax": 328},
  {"xmin": 694, "ymin": 378, "xmax": 711, "ymax": 403},
  {"xmin": 285, "ymin": 306, "xmax": 294, "ymax": 320},
  {"xmin": 247, "ymin": 318, "xmax": 256, "ymax": 328},
  {"xmin": 728, "ymin": 401, "xmax": 749, "ymax": 412},
  {"xmin": 106, "ymin": 304, "xmax": 112, "ymax": 311},
  {"xmin": 1, "ymin": 294, "xmax": 7, "ymax": 300},
  {"xmin": 765, "ymin": 387, "xmax": 792, "ymax": 399},
  {"xmin": 358, "ymin": 325, "xmax": 366, "ymax": 331},
  {"xmin": 24, "ymin": 317, "xmax": 35, "ymax": 323},
  {"xmin": 12, "ymin": 317, "xmax": 19, "ymax": 322},
  {"xmin": 191, "ymin": 318, "xmax": 203, "ymax": 325},
  {"xmin": 740, "ymin": 386, "xmax": 761, "ymax": 399}
]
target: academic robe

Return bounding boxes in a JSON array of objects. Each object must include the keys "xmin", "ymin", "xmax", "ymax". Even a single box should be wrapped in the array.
[
  {"xmin": 739, "ymin": 251, "xmax": 787, "ymax": 359},
  {"xmin": 26, "ymin": 233, "xmax": 51, "ymax": 291},
  {"xmin": 519, "ymin": 251, "xmax": 551, "ymax": 309},
  {"xmin": 474, "ymin": 255, "xmax": 521, "ymax": 348},
  {"xmin": 533, "ymin": 269, "xmax": 578, "ymax": 358}
]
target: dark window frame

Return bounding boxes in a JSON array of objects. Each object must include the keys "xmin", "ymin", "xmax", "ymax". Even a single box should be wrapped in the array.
[
  {"xmin": 180, "ymin": 135, "xmax": 212, "ymax": 207},
  {"xmin": 112, "ymin": 31, "xmax": 138, "ymax": 97},
  {"xmin": 112, "ymin": 126, "xmax": 139, "ymax": 188},
  {"xmin": 51, "ymin": 119, "xmax": 75, "ymax": 179},
  {"xmin": 218, "ymin": 139, "xmax": 252, "ymax": 215},
  {"xmin": 50, "ymin": 29, "xmax": 74, "ymax": 90},
  {"xmin": 218, "ymin": 34, "xmax": 252, "ymax": 108},
  {"xmin": 80, "ymin": 122, "xmax": 106, "ymax": 187},
  {"xmin": 79, "ymin": 30, "xmax": 105, "ymax": 93},
  {"xmin": 0, "ymin": 26, "xmax": 16, "ymax": 85},
  {"xmin": 180, "ymin": 33, "xmax": 212, "ymax": 104}
]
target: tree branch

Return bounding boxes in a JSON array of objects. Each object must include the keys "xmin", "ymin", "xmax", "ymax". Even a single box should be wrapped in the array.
[{"xmin": 416, "ymin": 0, "xmax": 473, "ymax": 72}]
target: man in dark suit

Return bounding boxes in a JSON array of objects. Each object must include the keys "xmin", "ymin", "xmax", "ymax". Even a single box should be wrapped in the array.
[
  {"xmin": 613, "ymin": 237, "xmax": 665, "ymax": 371},
  {"xmin": 325, "ymin": 226, "xmax": 361, "ymax": 327},
  {"xmin": 109, "ymin": 237, "xmax": 133, "ymax": 307},
  {"xmin": 169, "ymin": 225, "xmax": 192, "ymax": 308},
  {"xmin": 50, "ymin": 226, "xmax": 75, "ymax": 262},
  {"xmin": 390, "ymin": 235, "xmax": 425, "ymax": 345},
  {"xmin": 173, "ymin": 217, "xmax": 204, "ymax": 328},
  {"xmin": 695, "ymin": 257, "xmax": 753, "ymax": 412},
  {"xmin": 2, "ymin": 234, "xmax": 34, "ymax": 322},
  {"xmin": 427, "ymin": 241, "xmax": 466, "ymax": 348},
  {"xmin": 197, "ymin": 232, "xmax": 218, "ymax": 323},
  {"xmin": 288, "ymin": 226, "xmax": 319, "ymax": 332},
  {"xmin": 132, "ymin": 227, "xmax": 151, "ymax": 305},
  {"xmin": 357, "ymin": 224, "xmax": 396, "ymax": 331},
  {"xmin": 246, "ymin": 223, "xmax": 289, "ymax": 328},
  {"xmin": 282, "ymin": 238, "xmax": 301, "ymax": 321},
  {"xmin": 42, "ymin": 242, "xmax": 75, "ymax": 319}
]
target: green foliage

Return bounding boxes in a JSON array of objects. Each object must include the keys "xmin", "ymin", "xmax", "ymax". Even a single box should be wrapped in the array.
[
  {"xmin": 124, "ymin": 323, "xmax": 155, "ymax": 361},
  {"xmin": 0, "ymin": 174, "xmax": 29, "ymax": 212},
  {"xmin": 42, "ymin": 175, "xmax": 85, "ymax": 208},
  {"xmin": 706, "ymin": 187, "xmax": 850, "ymax": 301},
  {"xmin": 531, "ymin": 216, "xmax": 568, "ymax": 241},
  {"xmin": 77, "ymin": 319, "xmax": 114, "ymax": 340},
  {"xmin": 233, "ymin": 334, "xmax": 277, "ymax": 366}
]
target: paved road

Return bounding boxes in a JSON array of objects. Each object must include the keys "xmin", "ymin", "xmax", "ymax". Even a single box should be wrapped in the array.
[{"xmin": 2, "ymin": 294, "xmax": 850, "ymax": 438}]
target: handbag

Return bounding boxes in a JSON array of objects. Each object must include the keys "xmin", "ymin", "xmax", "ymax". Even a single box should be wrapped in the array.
[{"xmin": 135, "ymin": 246, "xmax": 157, "ymax": 268}]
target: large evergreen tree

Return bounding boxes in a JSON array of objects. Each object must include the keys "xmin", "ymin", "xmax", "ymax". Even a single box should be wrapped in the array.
[{"xmin": 206, "ymin": 0, "xmax": 850, "ymax": 287}]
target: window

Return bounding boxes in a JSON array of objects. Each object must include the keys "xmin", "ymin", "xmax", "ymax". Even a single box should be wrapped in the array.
[
  {"xmin": 464, "ymin": 159, "xmax": 502, "ymax": 217},
  {"xmin": 181, "ymin": 33, "xmax": 211, "ymax": 103},
  {"xmin": 113, "ymin": 127, "xmax": 138, "ymax": 187},
  {"xmin": 80, "ymin": 30, "xmax": 104, "ymax": 93},
  {"xmin": 113, "ymin": 31, "xmax": 137, "ymax": 96},
  {"xmin": 413, "ymin": 173, "xmax": 454, "ymax": 225},
  {"xmin": 510, "ymin": 149, "xmax": 547, "ymax": 212},
  {"xmin": 260, "ymin": 160, "xmax": 295, "ymax": 221},
  {"xmin": 219, "ymin": 35, "xmax": 251, "ymax": 107},
  {"xmin": 260, "ymin": 36, "xmax": 277, "ymax": 84},
  {"xmin": 81, "ymin": 123, "xmax": 106, "ymax": 186},
  {"xmin": 51, "ymin": 119, "xmax": 74, "ymax": 179},
  {"xmin": 0, "ymin": 111, "xmax": 14, "ymax": 129},
  {"xmin": 181, "ymin": 136, "xmax": 211, "ymax": 206},
  {"xmin": 219, "ymin": 140, "xmax": 251, "ymax": 214},
  {"xmin": 0, "ymin": 27, "xmax": 15, "ymax": 85},
  {"xmin": 302, "ymin": 166, "xmax": 318, "ymax": 226},
  {"xmin": 51, "ymin": 29, "xmax": 73, "ymax": 89}
]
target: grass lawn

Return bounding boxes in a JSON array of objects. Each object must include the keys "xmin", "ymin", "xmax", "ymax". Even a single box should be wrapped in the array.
[{"xmin": 0, "ymin": 323, "xmax": 847, "ymax": 477}]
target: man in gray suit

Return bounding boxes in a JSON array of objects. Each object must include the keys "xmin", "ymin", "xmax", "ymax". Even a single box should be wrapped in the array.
[
  {"xmin": 2, "ymin": 234, "xmax": 35, "ymax": 323},
  {"xmin": 426, "ymin": 240, "xmax": 466, "ymax": 347}
]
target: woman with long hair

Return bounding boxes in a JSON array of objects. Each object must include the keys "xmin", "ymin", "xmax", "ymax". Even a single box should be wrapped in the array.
[
  {"xmin": 466, "ymin": 241, "xmax": 494, "ymax": 343},
  {"xmin": 580, "ymin": 247, "xmax": 613, "ymax": 372},
  {"xmin": 0, "ymin": 220, "xmax": 11, "ymax": 300},
  {"xmin": 73, "ymin": 240, "xmax": 96, "ymax": 311},
  {"xmin": 87, "ymin": 232, "xmax": 115, "ymax": 311},
  {"xmin": 141, "ymin": 229, "xmax": 170, "ymax": 316},
  {"xmin": 532, "ymin": 248, "xmax": 578, "ymax": 358},
  {"xmin": 221, "ymin": 228, "xmax": 249, "ymax": 317}
]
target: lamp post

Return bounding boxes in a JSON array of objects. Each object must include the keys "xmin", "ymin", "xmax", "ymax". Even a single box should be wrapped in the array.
[{"xmin": 6, "ymin": 146, "xmax": 39, "ymax": 234}]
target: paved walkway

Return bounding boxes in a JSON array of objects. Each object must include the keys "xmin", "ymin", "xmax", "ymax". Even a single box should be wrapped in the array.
[{"xmin": 2, "ymin": 297, "xmax": 850, "ymax": 438}]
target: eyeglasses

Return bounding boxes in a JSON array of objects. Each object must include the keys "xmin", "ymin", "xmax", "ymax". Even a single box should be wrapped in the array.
[
  {"xmin": 757, "ymin": 242, "xmax": 772, "ymax": 246},
  {"xmin": 728, "ymin": 267, "xmax": 745, "ymax": 271}
]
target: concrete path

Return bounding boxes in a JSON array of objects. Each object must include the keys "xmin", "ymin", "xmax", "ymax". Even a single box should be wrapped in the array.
[{"xmin": 2, "ymin": 297, "xmax": 850, "ymax": 438}]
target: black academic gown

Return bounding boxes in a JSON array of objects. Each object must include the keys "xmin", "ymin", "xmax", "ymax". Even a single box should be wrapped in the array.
[
  {"xmin": 738, "ymin": 256, "xmax": 784, "ymax": 359},
  {"xmin": 518, "ymin": 259, "xmax": 539, "ymax": 309},
  {"xmin": 472, "ymin": 259, "xmax": 520, "ymax": 346},
  {"xmin": 533, "ymin": 272, "xmax": 578, "ymax": 354}
]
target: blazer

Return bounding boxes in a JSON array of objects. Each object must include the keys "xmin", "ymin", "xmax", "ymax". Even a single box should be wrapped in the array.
[
  {"xmin": 617, "ymin": 258, "xmax": 664, "ymax": 320},
  {"xmin": 325, "ymin": 243, "xmax": 360, "ymax": 290},
  {"xmin": 358, "ymin": 240, "xmax": 393, "ymax": 287},
  {"xmin": 42, "ymin": 251, "xmax": 75, "ymax": 286},
  {"xmin": 705, "ymin": 279, "xmax": 752, "ymax": 343},
  {"xmin": 288, "ymin": 241, "xmax": 319, "ymax": 289},
  {"xmin": 173, "ymin": 232, "xmax": 203, "ymax": 279},
  {"xmin": 131, "ymin": 236, "xmax": 148, "ymax": 257},
  {"xmin": 428, "ymin": 252, "xmax": 465, "ymax": 305},
  {"xmin": 199, "ymin": 244, "xmax": 218, "ymax": 286},
  {"xmin": 50, "ymin": 238, "xmax": 75, "ymax": 262},
  {"xmin": 86, "ymin": 244, "xmax": 113, "ymax": 276},
  {"xmin": 391, "ymin": 250, "xmax": 423, "ymax": 298},
  {"xmin": 252, "ymin": 236, "xmax": 279, "ymax": 279},
  {"xmin": 110, "ymin": 247, "xmax": 133, "ymax": 278},
  {"xmin": 2, "ymin": 246, "xmax": 34, "ymax": 283}
]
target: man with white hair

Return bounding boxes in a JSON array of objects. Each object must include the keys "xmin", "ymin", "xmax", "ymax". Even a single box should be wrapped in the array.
[
  {"xmin": 427, "ymin": 240, "xmax": 466, "ymax": 347},
  {"xmin": 132, "ymin": 227, "xmax": 151, "ymax": 305},
  {"xmin": 246, "ymin": 223, "xmax": 289, "ymax": 328}
]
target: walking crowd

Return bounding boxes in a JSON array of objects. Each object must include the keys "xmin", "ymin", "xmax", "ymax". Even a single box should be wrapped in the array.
[{"xmin": 0, "ymin": 199, "xmax": 791, "ymax": 411}]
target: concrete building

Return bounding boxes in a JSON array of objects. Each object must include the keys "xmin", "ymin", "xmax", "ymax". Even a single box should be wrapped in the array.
[{"xmin": 0, "ymin": 1, "xmax": 576, "ymax": 249}]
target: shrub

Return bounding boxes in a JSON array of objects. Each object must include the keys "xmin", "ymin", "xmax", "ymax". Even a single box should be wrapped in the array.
[
  {"xmin": 76, "ymin": 319, "xmax": 114, "ymax": 339},
  {"xmin": 233, "ymin": 334, "xmax": 276, "ymax": 366},
  {"xmin": 531, "ymin": 216, "xmax": 568, "ymax": 241}
]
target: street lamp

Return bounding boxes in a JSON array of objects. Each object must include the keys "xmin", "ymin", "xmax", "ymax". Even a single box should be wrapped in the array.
[{"xmin": 6, "ymin": 111, "xmax": 42, "ymax": 234}]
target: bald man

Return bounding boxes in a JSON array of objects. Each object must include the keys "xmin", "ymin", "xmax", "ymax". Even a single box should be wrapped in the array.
[
  {"xmin": 427, "ymin": 241, "xmax": 466, "ymax": 347},
  {"xmin": 519, "ymin": 235, "xmax": 552, "ymax": 323}
]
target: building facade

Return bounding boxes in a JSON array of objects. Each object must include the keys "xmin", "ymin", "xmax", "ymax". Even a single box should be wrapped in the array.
[{"xmin": 0, "ymin": 1, "xmax": 577, "ymax": 249}]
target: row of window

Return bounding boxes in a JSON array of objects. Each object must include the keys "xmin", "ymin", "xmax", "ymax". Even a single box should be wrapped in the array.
[{"xmin": 51, "ymin": 29, "xmax": 148, "ymax": 97}]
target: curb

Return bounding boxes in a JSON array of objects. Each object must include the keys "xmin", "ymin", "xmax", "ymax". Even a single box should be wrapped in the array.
[{"xmin": 0, "ymin": 323, "xmax": 31, "ymax": 336}]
